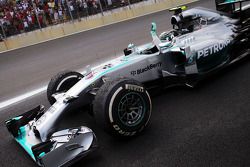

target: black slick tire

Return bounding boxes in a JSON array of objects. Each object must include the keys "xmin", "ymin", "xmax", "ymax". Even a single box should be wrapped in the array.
[
  {"xmin": 93, "ymin": 78, "xmax": 152, "ymax": 137},
  {"xmin": 47, "ymin": 70, "xmax": 83, "ymax": 105}
]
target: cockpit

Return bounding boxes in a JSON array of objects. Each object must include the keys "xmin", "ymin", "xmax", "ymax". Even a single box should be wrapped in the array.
[{"xmin": 123, "ymin": 23, "xmax": 179, "ymax": 56}]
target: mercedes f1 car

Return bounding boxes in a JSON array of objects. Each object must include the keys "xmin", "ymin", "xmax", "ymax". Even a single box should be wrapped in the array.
[{"xmin": 5, "ymin": 0, "xmax": 250, "ymax": 166}]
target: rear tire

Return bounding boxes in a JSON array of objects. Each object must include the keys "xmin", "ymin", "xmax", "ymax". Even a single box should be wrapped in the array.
[
  {"xmin": 93, "ymin": 78, "xmax": 152, "ymax": 137},
  {"xmin": 47, "ymin": 70, "xmax": 83, "ymax": 105}
]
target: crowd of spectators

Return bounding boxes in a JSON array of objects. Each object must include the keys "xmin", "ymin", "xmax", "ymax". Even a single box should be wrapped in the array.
[
  {"xmin": 0, "ymin": 0, "xmax": 100, "ymax": 37},
  {"xmin": 0, "ymin": 0, "xmax": 140, "ymax": 38}
]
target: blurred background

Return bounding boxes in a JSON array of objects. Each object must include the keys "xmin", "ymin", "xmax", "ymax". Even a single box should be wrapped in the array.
[{"xmin": 0, "ymin": 0, "xmax": 145, "ymax": 39}]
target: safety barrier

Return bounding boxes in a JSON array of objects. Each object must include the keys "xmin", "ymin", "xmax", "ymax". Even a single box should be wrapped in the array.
[{"xmin": 0, "ymin": 0, "xmax": 197, "ymax": 53}]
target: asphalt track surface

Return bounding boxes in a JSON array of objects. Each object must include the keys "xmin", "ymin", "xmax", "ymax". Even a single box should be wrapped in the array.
[{"xmin": 1, "ymin": 0, "xmax": 250, "ymax": 167}]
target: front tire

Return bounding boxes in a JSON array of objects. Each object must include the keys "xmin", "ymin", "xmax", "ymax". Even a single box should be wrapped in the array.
[
  {"xmin": 93, "ymin": 78, "xmax": 152, "ymax": 137},
  {"xmin": 47, "ymin": 70, "xmax": 83, "ymax": 105}
]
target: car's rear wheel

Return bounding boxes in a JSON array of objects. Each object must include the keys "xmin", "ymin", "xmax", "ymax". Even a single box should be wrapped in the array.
[
  {"xmin": 93, "ymin": 78, "xmax": 152, "ymax": 137},
  {"xmin": 47, "ymin": 70, "xmax": 83, "ymax": 105}
]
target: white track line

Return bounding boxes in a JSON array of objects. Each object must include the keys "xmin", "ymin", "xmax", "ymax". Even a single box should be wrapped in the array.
[
  {"xmin": 0, "ymin": 63, "xmax": 111, "ymax": 110},
  {"xmin": 0, "ymin": 86, "xmax": 47, "ymax": 110}
]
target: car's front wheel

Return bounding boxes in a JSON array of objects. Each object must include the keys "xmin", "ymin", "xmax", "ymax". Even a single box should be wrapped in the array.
[
  {"xmin": 93, "ymin": 78, "xmax": 152, "ymax": 137},
  {"xmin": 47, "ymin": 70, "xmax": 83, "ymax": 105}
]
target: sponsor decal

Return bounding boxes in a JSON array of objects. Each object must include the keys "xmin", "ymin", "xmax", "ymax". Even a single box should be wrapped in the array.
[
  {"xmin": 36, "ymin": 105, "xmax": 57, "ymax": 125},
  {"xmin": 188, "ymin": 56, "xmax": 194, "ymax": 64},
  {"xmin": 48, "ymin": 106, "xmax": 56, "ymax": 114},
  {"xmin": 102, "ymin": 64, "xmax": 113, "ymax": 69},
  {"xmin": 197, "ymin": 39, "xmax": 231, "ymax": 59},
  {"xmin": 130, "ymin": 62, "xmax": 162, "ymax": 76},
  {"xmin": 125, "ymin": 84, "xmax": 144, "ymax": 92},
  {"xmin": 182, "ymin": 36, "xmax": 195, "ymax": 45},
  {"xmin": 85, "ymin": 71, "xmax": 94, "ymax": 79},
  {"xmin": 113, "ymin": 124, "xmax": 137, "ymax": 136}
]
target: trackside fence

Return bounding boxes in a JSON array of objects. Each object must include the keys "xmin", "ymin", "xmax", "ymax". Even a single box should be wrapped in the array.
[
  {"xmin": 0, "ymin": 0, "xmax": 151, "ymax": 39},
  {"xmin": 0, "ymin": 0, "xmax": 197, "ymax": 52}
]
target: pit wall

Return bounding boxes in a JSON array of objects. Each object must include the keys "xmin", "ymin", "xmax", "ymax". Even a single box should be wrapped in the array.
[{"xmin": 0, "ymin": 0, "xmax": 197, "ymax": 53}]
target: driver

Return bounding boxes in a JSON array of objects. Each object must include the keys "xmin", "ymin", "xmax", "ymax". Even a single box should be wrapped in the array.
[{"xmin": 160, "ymin": 31, "xmax": 177, "ymax": 42}]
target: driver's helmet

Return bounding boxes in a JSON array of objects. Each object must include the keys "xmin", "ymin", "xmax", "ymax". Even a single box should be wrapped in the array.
[{"xmin": 160, "ymin": 31, "xmax": 175, "ymax": 42}]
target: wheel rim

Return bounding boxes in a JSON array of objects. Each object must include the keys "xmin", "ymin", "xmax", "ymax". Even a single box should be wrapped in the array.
[{"xmin": 117, "ymin": 92, "xmax": 146, "ymax": 127}]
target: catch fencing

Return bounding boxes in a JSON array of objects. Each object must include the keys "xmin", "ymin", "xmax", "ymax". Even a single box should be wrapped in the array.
[{"xmin": 0, "ymin": 0, "xmax": 144, "ymax": 39}]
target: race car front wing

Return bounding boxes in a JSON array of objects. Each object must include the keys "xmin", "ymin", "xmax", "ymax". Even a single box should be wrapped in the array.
[{"xmin": 5, "ymin": 105, "xmax": 98, "ymax": 167}]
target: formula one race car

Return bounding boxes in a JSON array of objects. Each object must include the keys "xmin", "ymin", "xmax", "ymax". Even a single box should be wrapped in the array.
[{"xmin": 5, "ymin": 0, "xmax": 250, "ymax": 166}]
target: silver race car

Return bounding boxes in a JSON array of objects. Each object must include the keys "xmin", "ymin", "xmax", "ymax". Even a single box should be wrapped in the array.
[{"xmin": 5, "ymin": 1, "xmax": 250, "ymax": 166}]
